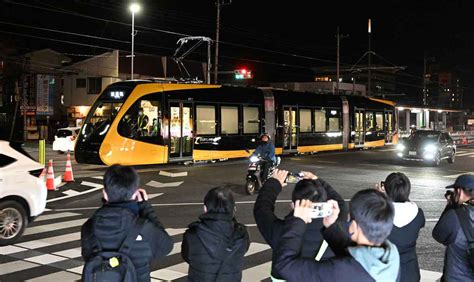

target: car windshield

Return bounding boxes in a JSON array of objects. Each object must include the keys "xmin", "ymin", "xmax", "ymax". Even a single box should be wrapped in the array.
[
  {"xmin": 56, "ymin": 130, "xmax": 72, "ymax": 138},
  {"xmin": 408, "ymin": 131, "xmax": 439, "ymax": 142}
]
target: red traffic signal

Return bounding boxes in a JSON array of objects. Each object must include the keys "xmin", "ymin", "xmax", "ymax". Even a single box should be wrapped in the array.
[{"xmin": 234, "ymin": 68, "xmax": 253, "ymax": 79}]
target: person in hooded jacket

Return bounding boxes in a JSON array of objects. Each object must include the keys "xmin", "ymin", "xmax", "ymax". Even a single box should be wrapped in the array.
[
  {"xmin": 274, "ymin": 189, "xmax": 400, "ymax": 282},
  {"xmin": 253, "ymin": 169, "xmax": 348, "ymax": 280},
  {"xmin": 181, "ymin": 187, "xmax": 250, "ymax": 282},
  {"xmin": 433, "ymin": 174, "xmax": 474, "ymax": 282},
  {"xmin": 378, "ymin": 172, "xmax": 425, "ymax": 282},
  {"xmin": 81, "ymin": 165, "xmax": 173, "ymax": 282}
]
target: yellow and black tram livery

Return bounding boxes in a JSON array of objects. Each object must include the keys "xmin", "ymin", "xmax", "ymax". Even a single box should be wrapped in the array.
[{"xmin": 75, "ymin": 81, "xmax": 398, "ymax": 166}]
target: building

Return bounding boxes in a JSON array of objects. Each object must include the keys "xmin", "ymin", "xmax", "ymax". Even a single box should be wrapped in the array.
[
  {"xmin": 312, "ymin": 64, "xmax": 399, "ymax": 99},
  {"xmin": 425, "ymin": 64, "xmax": 463, "ymax": 109},
  {"xmin": 270, "ymin": 81, "xmax": 366, "ymax": 96}
]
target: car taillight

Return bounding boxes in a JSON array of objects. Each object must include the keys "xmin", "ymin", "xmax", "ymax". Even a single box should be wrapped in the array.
[{"xmin": 29, "ymin": 169, "xmax": 44, "ymax": 178}]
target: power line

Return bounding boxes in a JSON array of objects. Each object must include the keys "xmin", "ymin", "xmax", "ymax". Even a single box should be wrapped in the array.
[{"xmin": 4, "ymin": 0, "xmax": 346, "ymax": 66}]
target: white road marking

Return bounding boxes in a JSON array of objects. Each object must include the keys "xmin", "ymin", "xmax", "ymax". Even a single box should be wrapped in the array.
[
  {"xmin": 0, "ymin": 261, "xmax": 39, "ymax": 275},
  {"xmin": 63, "ymin": 190, "xmax": 80, "ymax": 196},
  {"xmin": 159, "ymin": 170, "xmax": 188, "ymax": 177},
  {"xmin": 91, "ymin": 176, "xmax": 103, "ymax": 180},
  {"xmin": 443, "ymin": 172, "xmax": 474, "ymax": 179},
  {"xmin": 420, "ymin": 269, "xmax": 442, "ymax": 281},
  {"xmin": 52, "ymin": 248, "xmax": 82, "ymax": 259},
  {"xmin": 25, "ymin": 254, "xmax": 68, "ymax": 264},
  {"xmin": 46, "ymin": 181, "xmax": 103, "ymax": 203},
  {"xmin": 456, "ymin": 152, "xmax": 474, "ymax": 157},
  {"xmin": 16, "ymin": 232, "xmax": 81, "ymax": 249},
  {"xmin": 23, "ymin": 219, "xmax": 87, "ymax": 236},
  {"xmin": 35, "ymin": 212, "xmax": 81, "ymax": 222},
  {"xmin": 245, "ymin": 242, "xmax": 271, "ymax": 256},
  {"xmin": 148, "ymin": 193, "xmax": 164, "ymax": 200},
  {"xmin": 0, "ymin": 245, "xmax": 27, "ymax": 255},
  {"xmin": 146, "ymin": 180, "xmax": 184, "ymax": 188},
  {"xmin": 242, "ymin": 261, "xmax": 272, "ymax": 281},
  {"xmin": 26, "ymin": 271, "xmax": 81, "ymax": 282},
  {"xmin": 166, "ymin": 228, "xmax": 187, "ymax": 236}
]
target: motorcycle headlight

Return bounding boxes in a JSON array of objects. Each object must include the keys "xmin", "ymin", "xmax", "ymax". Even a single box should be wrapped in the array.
[
  {"xmin": 424, "ymin": 144, "xmax": 438, "ymax": 152},
  {"xmin": 397, "ymin": 144, "xmax": 405, "ymax": 151},
  {"xmin": 250, "ymin": 156, "xmax": 260, "ymax": 163}
]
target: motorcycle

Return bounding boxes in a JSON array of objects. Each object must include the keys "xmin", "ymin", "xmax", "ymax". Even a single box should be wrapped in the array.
[{"xmin": 245, "ymin": 155, "xmax": 281, "ymax": 195}]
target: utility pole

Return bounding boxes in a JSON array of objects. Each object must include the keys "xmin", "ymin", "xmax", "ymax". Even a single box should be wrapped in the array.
[
  {"xmin": 214, "ymin": 0, "xmax": 231, "ymax": 84},
  {"xmin": 423, "ymin": 54, "xmax": 427, "ymax": 106},
  {"xmin": 368, "ymin": 19, "xmax": 372, "ymax": 97},
  {"xmin": 336, "ymin": 26, "xmax": 349, "ymax": 95}
]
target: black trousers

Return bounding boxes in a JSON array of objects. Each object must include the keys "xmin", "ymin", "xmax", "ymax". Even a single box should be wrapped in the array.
[{"xmin": 260, "ymin": 159, "xmax": 273, "ymax": 181}]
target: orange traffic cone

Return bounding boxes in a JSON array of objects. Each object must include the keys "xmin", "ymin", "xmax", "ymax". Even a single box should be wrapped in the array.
[
  {"xmin": 63, "ymin": 152, "xmax": 74, "ymax": 182},
  {"xmin": 46, "ymin": 160, "xmax": 56, "ymax": 191},
  {"xmin": 39, "ymin": 167, "xmax": 47, "ymax": 181}
]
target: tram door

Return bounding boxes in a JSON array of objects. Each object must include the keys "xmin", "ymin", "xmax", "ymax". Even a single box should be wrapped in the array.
[
  {"xmin": 283, "ymin": 106, "xmax": 298, "ymax": 152},
  {"xmin": 169, "ymin": 101, "xmax": 193, "ymax": 160},
  {"xmin": 354, "ymin": 108, "xmax": 365, "ymax": 147},
  {"xmin": 385, "ymin": 110, "xmax": 394, "ymax": 143}
]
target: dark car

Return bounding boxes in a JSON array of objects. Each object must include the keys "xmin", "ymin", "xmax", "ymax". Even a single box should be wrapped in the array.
[{"xmin": 396, "ymin": 130, "xmax": 456, "ymax": 166}]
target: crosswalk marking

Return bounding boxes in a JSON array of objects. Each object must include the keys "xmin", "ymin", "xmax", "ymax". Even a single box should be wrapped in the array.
[
  {"xmin": 25, "ymin": 254, "xmax": 68, "ymax": 264},
  {"xmin": 26, "ymin": 271, "xmax": 81, "ymax": 282},
  {"xmin": 2, "ymin": 210, "xmax": 445, "ymax": 281},
  {"xmin": 35, "ymin": 212, "xmax": 81, "ymax": 222},
  {"xmin": 0, "ymin": 261, "xmax": 39, "ymax": 276},
  {"xmin": 146, "ymin": 180, "xmax": 184, "ymax": 188},
  {"xmin": 16, "ymin": 232, "xmax": 80, "ymax": 249},
  {"xmin": 242, "ymin": 261, "xmax": 272, "ymax": 281},
  {"xmin": 456, "ymin": 152, "xmax": 474, "ymax": 157},
  {"xmin": 23, "ymin": 219, "xmax": 87, "ymax": 236},
  {"xmin": 443, "ymin": 172, "xmax": 474, "ymax": 179},
  {"xmin": 53, "ymin": 248, "xmax": 82, "ymax": 259}
]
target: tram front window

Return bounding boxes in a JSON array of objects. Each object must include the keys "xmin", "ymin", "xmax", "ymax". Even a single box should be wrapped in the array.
[{"xmin": 83, "ymin": 102, "xmax": 122, "ymax": 137}]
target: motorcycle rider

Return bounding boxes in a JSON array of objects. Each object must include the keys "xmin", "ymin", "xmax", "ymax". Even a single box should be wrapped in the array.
[{"xmin": 251, "ymin": 133, "xmax": 276, "ymax": 181}]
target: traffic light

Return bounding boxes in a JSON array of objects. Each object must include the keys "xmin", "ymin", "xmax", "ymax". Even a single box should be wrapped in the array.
[{"xmin": 234, "ymin": 68, "xmax": 253, "ymax": 79}]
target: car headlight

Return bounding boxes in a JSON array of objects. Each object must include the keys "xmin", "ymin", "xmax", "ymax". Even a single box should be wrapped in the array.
[
  {"xmin": 250, "ymin": 156, "xmax": 260, "ymax": 163},
  {"xmin": 397, "ymin": 144, "xmax": 405, "ymax": 151},
  {"xmin": 424, "ymin": 144, "xmax": 438, "ymax": 152}
]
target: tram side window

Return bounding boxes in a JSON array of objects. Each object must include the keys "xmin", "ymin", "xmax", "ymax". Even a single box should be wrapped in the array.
[
  {"xmin": 221, "ymin": 106, "xmax": 239, "ymax": 135},
  {"xmin": 243, "ymin": 106, "xmax": 260, "ymax": 134},
  {"xmin": 117, "ymin": 96, "xmax": 161, "ymax": 144},
  {"xmin": 366, "ymin": 112, "xmax": 375, "ymax": 131},
  {"xmin": 328, "ymin": 109, "xmax": 341, "ymax": 132},
  {"xmin": 196, "ymin": 105, "xmax": 216, "ymax": 135},
  {"xmin": 300, "ymin": 109, "xmax": 312, "ymax": 133},
  {"xmin": 375, "ymin": 112, "xmax": 384, "ymax": 131},
  {"xmin": 314, "ymin": 110, "xmax": 326, "ymax": 132}
]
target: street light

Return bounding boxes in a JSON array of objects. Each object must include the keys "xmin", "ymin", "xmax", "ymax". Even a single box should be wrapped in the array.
[{"xmin": 129, "ymin": 3, "xmax": 141, "ymax": 80}]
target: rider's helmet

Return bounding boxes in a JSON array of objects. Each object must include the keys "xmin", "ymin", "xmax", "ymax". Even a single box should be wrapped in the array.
[{"xmin": 260, "ymin": 133, "xmax": 271, "ymax": 141}]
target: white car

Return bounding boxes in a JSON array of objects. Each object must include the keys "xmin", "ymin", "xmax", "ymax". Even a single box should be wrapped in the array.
[
  {"xmin": 0, "ymin": 141, "xmax": 47, "ymax": 245},
  {"xmin": 52, "ymin": 127, "xmax": 81, "ymax": 153}
]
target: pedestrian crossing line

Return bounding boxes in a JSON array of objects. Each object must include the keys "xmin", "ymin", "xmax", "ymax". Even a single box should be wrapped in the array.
[
  {"xmin": 245, "ymin": 242, "xmax": 271, "ymax": 256},
  {"xmin": 169, "ymin": 242, "xmax": 182, "ymax": 256},
  {"xmin": 166, "ymin": 228, "xmax": 187, "ymax": 236},
  {"xmin": 26, "ymin": 270, "xmax": 81, "ymax": 282},
  {"xmin": 52, "ymin": 248, "xmax": 82, "ymax": 259},
  {"xmin": 0, "ymin": 261, "xmax": 39, "ymax": 276},
  {"xmin": 66, "ymin": 265, "xmax": 83, "ymax": 274},
  {"xmin": 456, "ymin": 152, "xmax": 474, "ymax": 157},
  {"xmin": 16, "ymin": 232, "xmax": 81, "ymax": 249},
  {"xmin": 25, "ymin": 254, "xmax": 68, "ymax": 265},
  {"xmin": 242, "ymin": 261, "xmax": 273, "ymax": 281},
  {"xmin": 0, "ymin": 245, "xmax": 28, "ymax": 255},
  {"xmin": 443, "ymin": 172, "xmax": 474, "ymax": 179},
  {"xmin": 23, "ymin": 219, "xmax": 87, "ymax": 236},
  {"xmin": 35, "ymin": 212, "xmax": 82, "ymax": 222}
]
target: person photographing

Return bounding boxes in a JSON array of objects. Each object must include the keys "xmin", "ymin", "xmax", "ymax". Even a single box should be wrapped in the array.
[{"xmin": 433, "ymin": 174, "xmax": 474, "ymax": 281}]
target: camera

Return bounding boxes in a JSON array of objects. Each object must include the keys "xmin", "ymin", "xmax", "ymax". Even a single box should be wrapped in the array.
[
  {"xmin": 445, "ymin": 190, "xmax": 457, "ymax": 205},
  {"xmin": 310, "ymin": 202, "xmax": 333, "ymax": 218},
  {"xmin": 285, "ymin": 172, "xmax": 303, "ymax": 184}
]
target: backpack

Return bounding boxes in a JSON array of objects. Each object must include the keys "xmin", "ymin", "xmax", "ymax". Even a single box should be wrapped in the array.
[
  {"xmin": 82, "ymin": 218, "xmax": 145, "ymax": 282},
  {"xmin": 455, "ymin": 206, "xmax": 474, "ymax": 268}
]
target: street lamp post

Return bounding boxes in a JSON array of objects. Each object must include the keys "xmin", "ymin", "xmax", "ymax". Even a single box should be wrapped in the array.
[{"xmin": 129, "ymin": 3, "xmax": 141, "ymax": 80}]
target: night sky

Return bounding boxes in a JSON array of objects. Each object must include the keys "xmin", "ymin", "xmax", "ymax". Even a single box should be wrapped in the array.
[{"xmin": 1, "ymin": 0, "xmax": 473, "ymax": 105}]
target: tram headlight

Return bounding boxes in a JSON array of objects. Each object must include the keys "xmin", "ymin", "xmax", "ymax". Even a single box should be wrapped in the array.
[{"xmin": 397, "ymin": 144, "xmax": 405, "ymax": 151}]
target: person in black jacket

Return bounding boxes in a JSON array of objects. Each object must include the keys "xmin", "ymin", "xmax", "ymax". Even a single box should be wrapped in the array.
[
  {"xmin": 253, "ymin": 169, "xmax": 348, "ymax": 280},
  {"xmin": 181, "ymin": 187, "xmax": 250, "ymax": 282},
  {"xmin": 81, "ymin": 165, "xmax": 173, "ymax": 282},
  {"xmin": 275, "ymin": 189, "xmax": 400, "ymax": 282},
  {"xmin": 433, "ymin": 174, "xmax": 474, "ymax": 281},
  {"xmin": 379, "ymin": 172, "xmax": 425, "ymax": 282}
]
